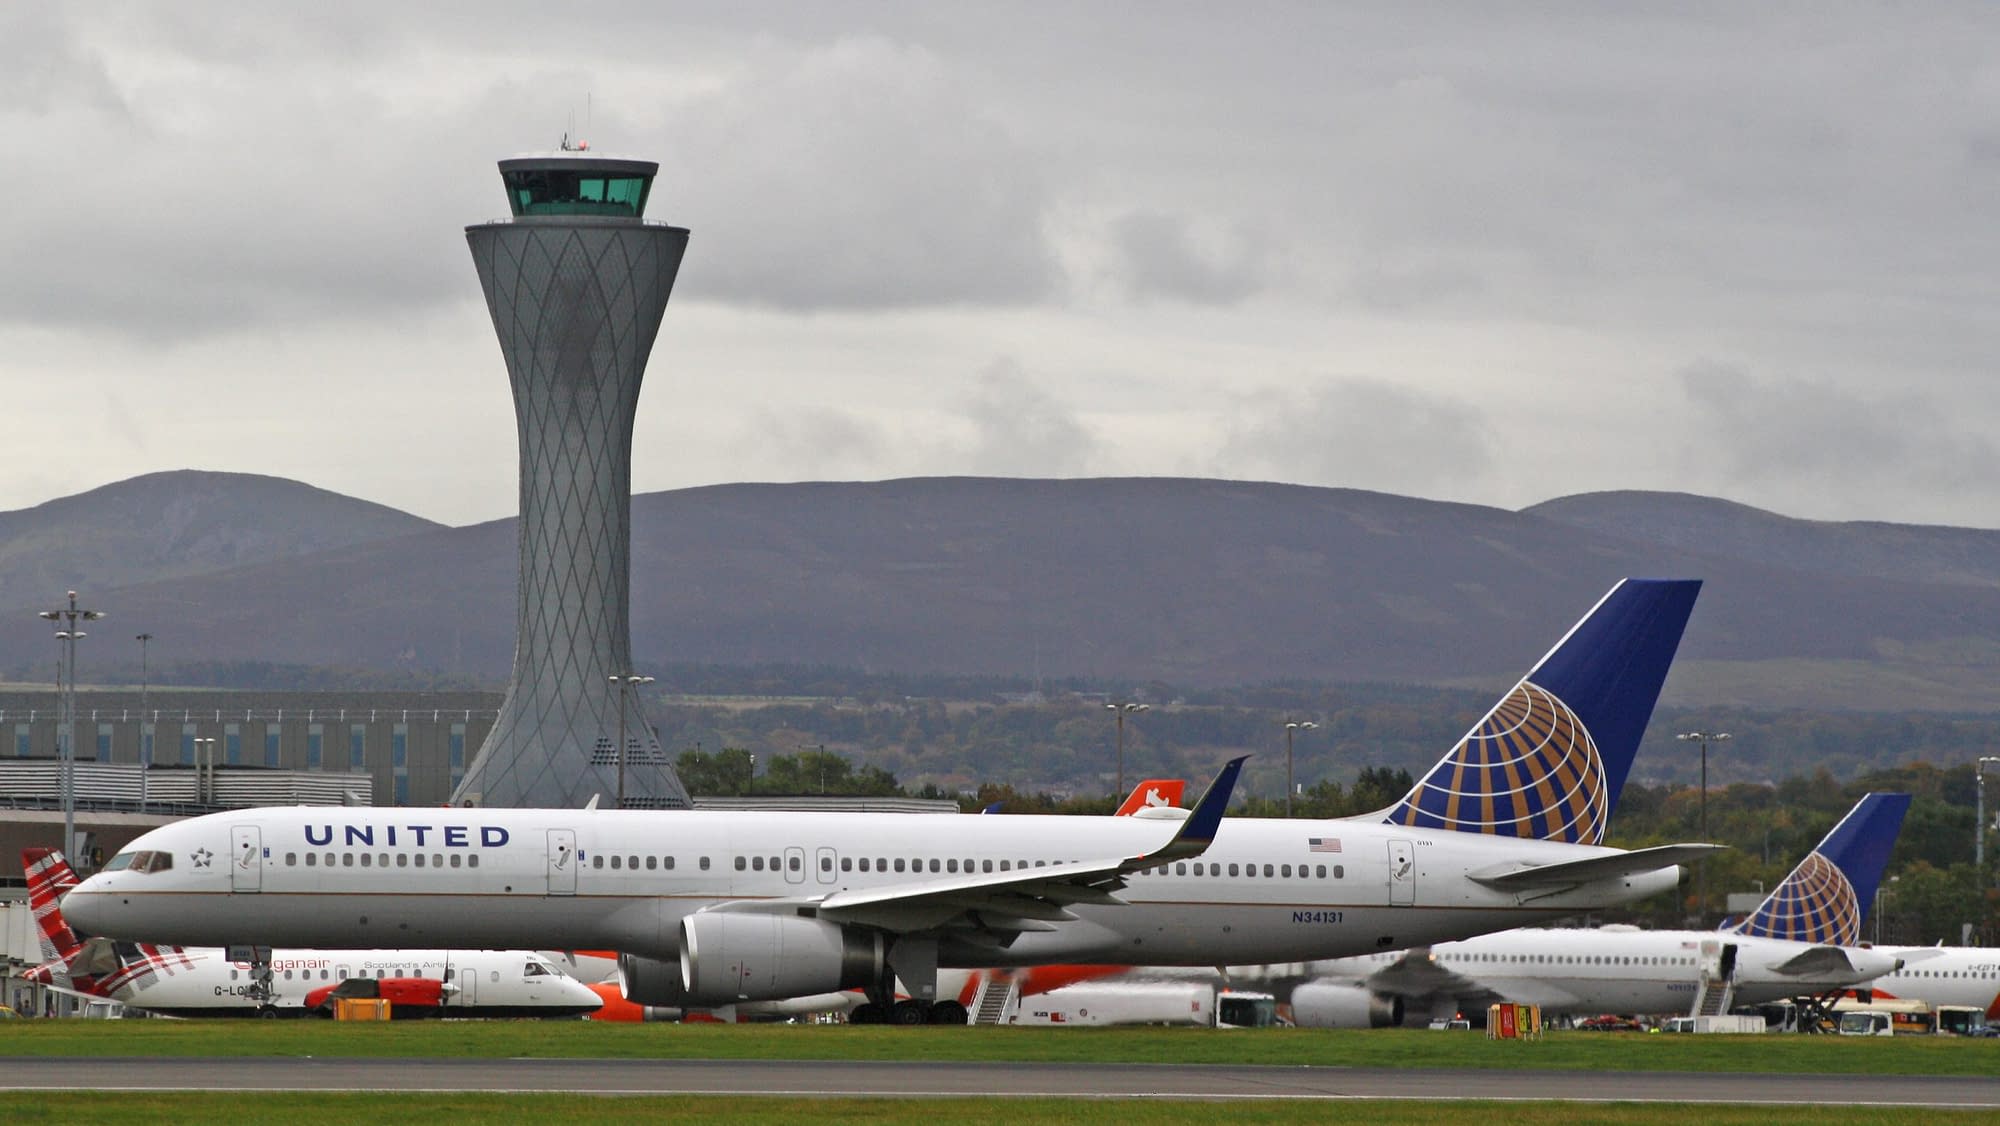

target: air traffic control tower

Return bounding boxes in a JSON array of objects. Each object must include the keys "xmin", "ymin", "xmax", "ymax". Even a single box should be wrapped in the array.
[{"xmin": 452, "ymin": 146, "xmax": 693, "ymax": 809}]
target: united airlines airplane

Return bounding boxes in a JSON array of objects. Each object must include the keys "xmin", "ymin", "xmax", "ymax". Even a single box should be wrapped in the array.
[
  {"xmin": 1285, "ymin": 793, "xmax": 1910, "ymax": 1025},
  {"xmin": 65, "ymin": 579, "xmax": 1712, "ymax": 1025}
]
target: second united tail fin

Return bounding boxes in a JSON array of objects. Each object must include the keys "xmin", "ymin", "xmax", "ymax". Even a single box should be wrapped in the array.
[
  {"xmin": 1378, "ymin": 579, "xmax": 1702, "ymax": 844},
  {"xmin": 1726, "ymin": 792, "xmax": 1910, "ymax": 945}
]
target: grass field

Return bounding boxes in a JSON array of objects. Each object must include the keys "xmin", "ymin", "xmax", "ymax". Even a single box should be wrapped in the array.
[
  {"xmin": 0, "ymin": 1093, "xmax": 1987, "ymax": 1126},
  {"xmin": 1, "ymin": 1021, "xmax": 1995, "ymax": 1076}
]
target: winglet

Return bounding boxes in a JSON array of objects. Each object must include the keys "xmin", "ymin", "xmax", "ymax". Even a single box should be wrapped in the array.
[
  {"xmin": 1140, "ymin": 756, "xmax": 1245, "ymax": 864},
  {"xmin": 1727, "ymin": 792, "xmax": 1910, "ymax": 945}
]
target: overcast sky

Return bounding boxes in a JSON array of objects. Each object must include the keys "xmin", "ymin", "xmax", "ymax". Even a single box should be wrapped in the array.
[{"xmin": 5, "ymin": 3, "xmax": 1998, "ymax": 528}]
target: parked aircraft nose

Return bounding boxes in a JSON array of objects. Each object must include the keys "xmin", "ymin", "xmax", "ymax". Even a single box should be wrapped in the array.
[{"xmin": 58, "ymin": 882, "xmax": 101, "ymax": 930}]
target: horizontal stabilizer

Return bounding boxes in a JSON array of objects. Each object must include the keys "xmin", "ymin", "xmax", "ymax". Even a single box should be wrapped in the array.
[
  {"xmin": 1766, "ymin": 946, "xmax": 1877, "ymax": 977},
  {"xmin": 1468, "ymin": 843, "xmax": 1726, "ymax": 888},
  {"xmin": 70, "ymin": 935, "xmax": 124, "ymax": 977}
]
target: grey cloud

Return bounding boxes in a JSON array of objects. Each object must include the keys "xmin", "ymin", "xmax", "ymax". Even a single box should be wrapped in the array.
[
  {"xmin": 958, "ymin": 359, "xmax": 1096, "ymax": 476},
  {"xmin": 1220, "ymin": 378, "xmax": 1495, "ymax": 497},
  {"xmin": 1678, "ymin": 361, "xmax": 2000, "ymax": 507},
  {"xmin": 0, "ymin": 9, "xmax": 130, "ymax": 119},
  {"xmin": 1343, "ymin": 258, "xmax": 1488, "ymax": 313},
  {"xmin": 0, "ymin": 22, "xmax": 515, "ymax": 339},
  {"xmin": 0, "ymin": 22, "xmax": 1063, "ymax": 342},
  {"xmin": 740, "ymin": 405, "xmax": 896, "ymax": 481},
  {"xmin": 1104, "ymin": 211, "xmax": 1270, "ymax": 304},
  {"xmin": 667, "ymin": 36, "xmax": 1063, "ymax": 312}
]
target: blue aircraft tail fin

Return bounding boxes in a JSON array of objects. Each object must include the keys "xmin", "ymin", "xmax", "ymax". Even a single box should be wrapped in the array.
[
  {"xmin": 1379, "ymin": 579, "xmax": 1702, "ymax": 844},
  {"xmin": 1726, "ymin": 792, "xmax": 1910, "ymax": 945}
]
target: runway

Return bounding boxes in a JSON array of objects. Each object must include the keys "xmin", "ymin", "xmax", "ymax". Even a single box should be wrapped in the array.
[{"xmin": 3, "ymin": 1058, "xmax": 1997, "ymax": 1107}]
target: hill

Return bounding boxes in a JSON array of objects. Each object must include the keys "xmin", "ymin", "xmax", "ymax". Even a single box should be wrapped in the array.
[
  {"xmin": 3, "ymin": 475, "xmax": 2000, "ymax": 711},
  {"xmin": 1526, "ymin": 491, "xmax": 2000, "ymax": 589},
  {"xmin": 0, "ymin": 470, "xmax": 442, "ymax": 599}
]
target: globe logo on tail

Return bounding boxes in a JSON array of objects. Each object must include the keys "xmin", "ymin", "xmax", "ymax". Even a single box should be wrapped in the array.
[
  {"xmin": 1385, "ymin": 682, "xmax": 1610, "ymax": 845},
  {"xmin": 1731, "ymin": 853, "xmax": 1861, "ymax": 945}
]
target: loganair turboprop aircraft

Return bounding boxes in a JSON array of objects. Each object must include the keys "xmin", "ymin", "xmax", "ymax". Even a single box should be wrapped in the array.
[
  {"xmin": 1282, "ymin": 793, "xmax": 1911, "ymax": 1026},
  {"xmin": 23, "ymin": 848, "xmax": 601, "ymax": 1019},
  {"xmin": 65, "ymin": 579, "xmax": 1714, "ymax": 1026}
]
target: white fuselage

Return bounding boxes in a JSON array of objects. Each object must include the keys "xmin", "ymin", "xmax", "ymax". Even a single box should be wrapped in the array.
[
  {"xmin": 1867, "ymin": 947, "xmax": 2000, "ymax": 1015},
  {"xmin": 63, "ymin": 947, "xmax": 602, "ymax": 1018},
  {"xmin": 1293, "ymin": 926, "xmax": 1903, "ymax": 1017},
  {"xmin": 63, "ymin": 806, "xmax": 1681, "ymax": 968}
]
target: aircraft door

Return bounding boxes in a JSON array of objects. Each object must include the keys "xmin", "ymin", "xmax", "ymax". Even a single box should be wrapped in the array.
[
  {"xmin": 230, "ymin": 825, "xmax": 263, "ymax": 893},
  {"xmin": 547, "ymin": 830, "xmax": 577, "ymax": 896},
  {"xmin": 1697, "ymin": 938, "xmax": 1722, "ymax": 978},
  {"xmin": 1388, "ymin": 839, "xmax": 1415, "ymax": 907},
  {"xmin": 457, "ymin": 965, "xmax": 475, "ymax": 1006},
  {"xmin": 784, "ymin": 846, "xmax": 807, "ymax": 886},
  {"xmin": 815, "ymin": 847, "xmax": 838, "ymax": 886}
]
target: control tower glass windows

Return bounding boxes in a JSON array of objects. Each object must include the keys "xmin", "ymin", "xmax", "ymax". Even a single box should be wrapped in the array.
[{"xmin": 503, "ymin": 168, "xmax": 651, "ymax": 218}]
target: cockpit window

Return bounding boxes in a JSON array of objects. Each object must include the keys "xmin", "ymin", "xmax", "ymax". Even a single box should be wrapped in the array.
[
  {"xmin": 129, "ymin": 851, "xmax": 174, "ymax": 874},
  {"xmin": 101, "ymin": 852, "xmax": 135, "ymax": 872},
  {"xmin": 524, "ymin": 962, "xmax": 550, "ymax": 977}
]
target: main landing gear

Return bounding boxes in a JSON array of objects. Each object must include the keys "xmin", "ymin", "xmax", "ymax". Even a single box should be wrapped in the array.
[{"xmin": 850, "ymin": 935, "xmax": 969, "ymax": 1025}]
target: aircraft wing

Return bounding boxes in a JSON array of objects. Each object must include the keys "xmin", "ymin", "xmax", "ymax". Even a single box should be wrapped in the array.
[
  {"xmin": 1467, "ymin": 844, "xmax": 1727, "ymax": 889},
  {"xmin": 1342, "ymin": 949, "xmax": 1560, "ymax": 1014},
  {"xmin": 1351, "ymin": 948, "xmax": 1478, "ymax": 1001},
  {"xmin": 712, "ymin": 757, "xmax": 1244, "ymax": 939}
]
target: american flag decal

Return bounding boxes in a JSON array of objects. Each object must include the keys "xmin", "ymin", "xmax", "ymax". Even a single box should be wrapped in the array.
[{"xmin": 1307, "ymin": 837, "xmax": 1342, "ymax": 853}]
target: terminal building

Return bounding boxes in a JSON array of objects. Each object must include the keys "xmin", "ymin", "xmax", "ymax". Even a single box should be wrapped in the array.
[{"xmin": 0, "ymin": 690, "xmax": 500, "ymax": 876}]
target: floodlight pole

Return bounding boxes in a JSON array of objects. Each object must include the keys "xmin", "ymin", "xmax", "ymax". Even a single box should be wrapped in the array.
[
  {"xmin": 1284, "ymin": 721, "xmax": 1318, "ymax": 818},
  {"xmin": 136, "ymin": 633, "xmax": 153, "ymax": 814},
  {"xmin": 40, "ymin": 591, "xmax": 104, "ymax": 864},
  {"xmin": 1676, "ymin": 731, "xmax": 1731, "ymax": 923},
  {"xmin": 1107, "ymin": 703, "xmax": 1149, "ymax": 798},
  {"xmin": 1978, "ymin": 756, "xmax": 2000, "ymax": 879}
]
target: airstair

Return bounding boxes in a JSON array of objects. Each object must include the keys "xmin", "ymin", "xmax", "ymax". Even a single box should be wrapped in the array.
[
  {"xmin": 970, "ymin": 976, "xmax": 1020, "ymax": 1024},
  {"xmin": 1689, "ymin": 939, "xmax": 1739, "ymax": 1017}
]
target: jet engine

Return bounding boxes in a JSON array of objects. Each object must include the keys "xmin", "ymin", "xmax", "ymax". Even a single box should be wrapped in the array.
[
  {"xmin": 617, "ymin": 953, "xmax": 690, "ymax": 1007},
  {"xmin": 679, "ymin": 912, "xmax": 885, "ymax": 1007},
  {"xmin": 1289, "ymin": 982, "xmax": 1405, "ymax": 1029}
]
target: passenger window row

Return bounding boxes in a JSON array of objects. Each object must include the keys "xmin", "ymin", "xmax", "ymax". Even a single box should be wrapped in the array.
[
  {"xmin": 592, "ymin": 854, "xmax": 678, "ymax": 871},
  {"xmin": 1158, "ymin": 861, "xmax": 1343, "ymax": 879},
  {"xmin": 1444, "ymin": 953, "xmax": 1695, "ymax": 965},
  {"xmin": 284, "ymin": 852, "xmax": 478, "ymax": 869},
  {"xmin": 841, "ymin": 857, "xmax": 1063, "ymax": 875}
]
